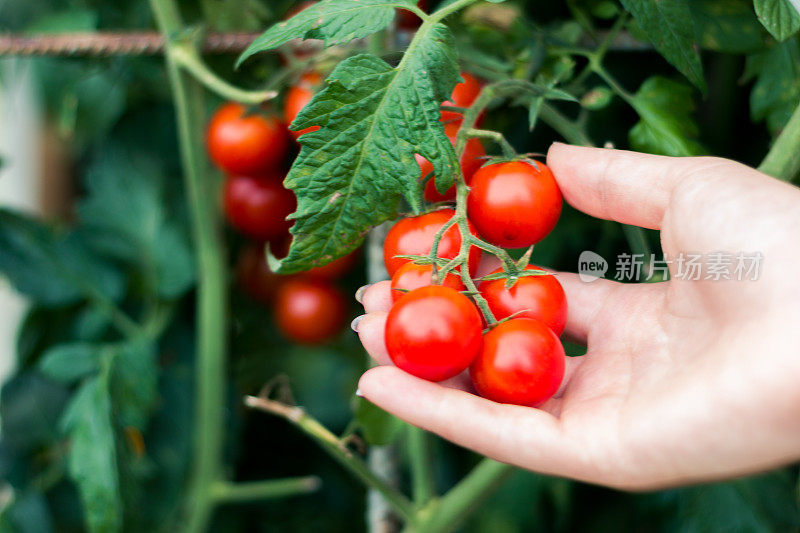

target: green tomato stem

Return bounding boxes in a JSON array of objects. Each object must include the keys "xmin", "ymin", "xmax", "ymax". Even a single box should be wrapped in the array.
[
  {"xmin": 759, "ymin": 101, "xmax": 800, "ymax": 182},
  {"xmin": 407, "ymin": 426, "xmax": 437, "ymax": 505},
  {"xmin": 210, "ymin": 478, "xmax": 322, "ymax": 502}
]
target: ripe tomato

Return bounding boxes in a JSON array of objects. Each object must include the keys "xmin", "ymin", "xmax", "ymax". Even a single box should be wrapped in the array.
[
  {"xmin": 390, "ymin": 262, "xmax": 466, "ymax": 303},
  {"xmin": 236, "ymin": 243, "xmax": 284, "ymax": 303},
  {"xmin": 467, "ymin": 161, "xmax": 562, "ymax": 249},
  {"xmin": 223, "ymin": 174, "xmax": 296, "ymax": 241},
  {"xmin": 397, "ymin": 0, "xmax": 428, "ymax": 30},
  {"xmin": 470, "ymin": 318, "xmax": 565, "ymax": 406},
  {"xmin": 207, "ymin": 103, "xmax": 290, "ymax": 175},
  {"xmin": 306, "ymin": 250, "xmax": 359, "ymax": 279},
  {"xmin": 440, "ymin": 72, "xmax": 483, "ymax": 124},
  {"xmin": 479, "ymin": 266, "xmax": 568, "ymax": 335},
  {"xmin": 274, "ymin": 278, "xmax": 346, "ymax": 344},
  {"xmin": 417, "ymin": 122, "xmax": 485, "ymax": 202},
  {"xmin": 284, "ymin": 72, "xmax": 323, "ymax": 139},
  {"xmin": 385, "ymin": 285, "xmax": 483, "ymax": 381},
  {"xmin": 383, "ymin": 209, "xmax": 481, "ymax": 277}
]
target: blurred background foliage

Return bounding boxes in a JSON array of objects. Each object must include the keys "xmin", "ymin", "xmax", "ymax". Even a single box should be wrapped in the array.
[{"xmin": 0, "ymin": 0, "xmax": 798, "ymax": 531}]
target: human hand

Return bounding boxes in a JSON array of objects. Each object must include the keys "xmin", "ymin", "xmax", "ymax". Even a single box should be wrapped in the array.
[{"xmin": 354, "ymin": 144, "xmax": 800, "ymax": 490}]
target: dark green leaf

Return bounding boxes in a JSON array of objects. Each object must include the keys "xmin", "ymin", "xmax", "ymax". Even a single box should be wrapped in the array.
[
  {"xmin": 0, "ymin": 209, "xmax": 124, "ymax": 307},
  {"xmin": 38, "ymin": 343, "xmax": 100, "ymax": 384},
  {"xmin": 274, "ymin": 25, "xmax": 460, "ymax": 273},
  {"xmin": 352, "ymin": 397, "xmax": 403, "ymax": 445},
  {"xmin": 237, "ymin": 0, "xmax": 415, "ymax": 65},
  {"xmin": 110, "ymin": 341, "xmax": 158, "ymax": 430},
  {"xmin": 0, "ymin": 373, "xmax": 68, "ymax": 452},
  {"xmin": 745, "ymin": 37, "xmax": 800, "ymax": 135},
  {"xmin": 754, "ymin": 0, "xmax": 800, "ymax": 41},
  {"xmin": 620, "ymin": 0, "xmax": 706, "ymax": 91},
  {"xmin": 78, "ymin": 149, "xmax": 194, "ymax": 298},
  {"xmin": 691, "ymin": 0, "xmax": 765, "ymax": 52},
  {"xmin": 629, "ymin": 76, "xmax": 704, "ymax": 156},
  {"xmin": 60, "ymin": 368, "xmax": 121, "ymax": 533}
]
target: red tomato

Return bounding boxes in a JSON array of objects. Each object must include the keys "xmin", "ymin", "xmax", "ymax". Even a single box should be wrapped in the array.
[
  {"xmin": 284, "ymin": 72, "xmax": 323, "ymax": 139},
  {"xmin": 417, "ymin": 123, "xmax": 485, "ymax": 202},
  {"xmin": 467, "ymin": 161, "xmax": 562, "ymax": 249},
  {"xmin": 385, "ymin": 285, "xmax": 483, "ymax": 382},
  {"xmin": 236, "ymin": 243, "xmax": 284, "ymax": 303},
  {"xmin": 397, "ymin": 0, "xmax": 428, "ymax": 30},
  {"xmin": 479, "ymin": 266, "xmax": 568, "ymax": 335},
  {"xmin": 223, "ymin": 174, "xmax": 296, "ymax": 241},
  {"xmin": 274, "ymin": 278, "xmax": 346, "ymax": 344},
  {"xmin": 440, "ymin": 72, "xmax": 483, "ymax": 124},
  {"xmin": 306, "ymin": 250, "xmax": 359, "ymax": 279},
  {"xmin": 383, "ymin": 209, "xmax": 481, "ymax": 277},
  {"xmin": 207, "ymin": 103, "xmax": 290, "ymax": 175},
  {"xmin": 390, "ymin": 262, "xmax": 466, "ymax": 303},
  {"xmin": 470, "ymin": 318, "xmax": 565, "ymax": 406}
]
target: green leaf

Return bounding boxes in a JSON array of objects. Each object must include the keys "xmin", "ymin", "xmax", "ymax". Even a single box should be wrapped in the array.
[
  {"xmin": 524, "ymin": 56, "xmax": 575, "ymax": 131},
  {"xmin": 274, "ymin": 25, "xmax": 460, "ymax": 273},
  {"xmin": 0, "ymin": 209, "xmax": 124, "ymax": 307},
  {"xmin": 237, "ymin": 0, "xmax": 415, "ymax": 65},
  {"xmin": 629, "ymin": 76, "xmax": 704, "ymax": 157},
  {"xmin": 60, "ymin": 368, "xmax": 121, "ymax": 533},
  {"xmin": 352, "ymin": 397, "xmax": 403, "ymax": 446},
  {"xmin": 668, "ymin": 471, "xmax": 800, "ymax": 531},
  {"xmin": 38, "ymin": 343, "xmax": 100, "ymax": 384},
  {"xmin": 754, "ymin": 0, "xmax": 800, "ymax": 41},
  {"xmin": 691, "ymin": 0, "xmax": 766, "ymax": 53},
  {"xmin": 109, "ymin": 341, "xmax": 158, "ymax": 430},
  {"xmin": 745, "ymin": 37, "xmax": 800, "ymax": 135},
  {"xmin": 78, "ymin": 149, "xmax": 194, "ymax": 298},
  {"xmin": 619, "ymin": 0, "xmax": 706, "ymax": 91}
]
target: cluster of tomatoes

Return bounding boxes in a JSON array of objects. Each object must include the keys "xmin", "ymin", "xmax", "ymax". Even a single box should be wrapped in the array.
[
  {"xmin": 205, "ymin": 81, "xmax": 356, "ymax": 345},
  {"xmin": 382, "ymin": 75, "xmax": 569, "ymax": 407}
]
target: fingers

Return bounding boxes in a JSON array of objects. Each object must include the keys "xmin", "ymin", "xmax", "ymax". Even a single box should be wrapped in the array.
[
  {"xmin": 356, "ymin": 312, "xmax": 392, "ymax": 366},
  {"xmin": 555, "ymin": 272, "xmax": 618, "ymax": 342},
  {"xmin": 358, "ymin": 366, "xmax": 583, "ymax": 477},
  {"xmin": 547, "ymin": 144, "xmax": 726, "ymax": 230},
  {"xmin": 361, "ymin": 281, "xmax": 392, "ymax": 313}
]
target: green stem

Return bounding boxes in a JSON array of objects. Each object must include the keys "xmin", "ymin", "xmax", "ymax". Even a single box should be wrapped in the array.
[
  {"xmin": 407, "ymin": 427, "xmax": 436, "ymax": 505},
  {"xmin": 465, "ymin": 128, "xmax": 516, "ymax": 158},
  {"xmin": 150, "ymin": 1, "xmax": 228, "ymax": 531},
  {"xmin": 758, "ymin": 102, "xmax": 800, "ymax": 182},
  {"xmin": 244, "ymin": 396, "xmax": 417, "ymax": 524},
  {"xmin": 429, "ymin": 0, "xmax": 479, "ymax": 21},
  {"xmin": 416, "ymin": 460, "xmax": 514, "ymax": 533},
  {"xmin": 468, "ymin": 237, "xmax": 517, "ymax": 274},
  {"xmin": 211, "ymin": 478, "xmax": 321, "ymax": 503}
]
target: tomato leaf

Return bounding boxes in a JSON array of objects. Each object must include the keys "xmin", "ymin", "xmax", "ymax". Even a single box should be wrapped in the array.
[
  {"xmin": 60, "ymin": 365, "xmax": 121, "ymax": 533},
  {"xmin": 38, "ymin": 343, "xmax": 101, "ymax": 384},
  {"xmin": 237, "ymin": 0, "xmax": 416, "ymax": 66},
  {"xmin": 620, "ymin": 0, "xmax": 706, "ymax": 92},
  {"xmin": 629, "ymin": 76, "xmax": 704, "ymax": 157},
  {"xmin": 110, "ymin": 340, "xmax": 158, "ymax": 430},
  {"xmin": 753, "ymin": 0, "xmax": 800, "ymax": 41},
  {"xmin": 691, "ymin": 0, "xmax": 765, "ymax": 53},
  {"xmin": 745, "ymin": 37, "xmax": 800, "ymax": 135},
  {"xmin": 275, "ymin": 25, "xmax": 460, "ymax": 273}
]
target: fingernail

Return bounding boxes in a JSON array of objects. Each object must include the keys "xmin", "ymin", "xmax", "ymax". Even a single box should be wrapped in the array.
[
  {"xmin": 351, "ymin": 314, "xmax": 365, "ymax": 332},
  {"xmin": 355, "ymin": 388, "xmax": 364, "ymax": 397},
  {"xmin": 355, "ymin": 284, "xmax": 370, "ymax": 303}
]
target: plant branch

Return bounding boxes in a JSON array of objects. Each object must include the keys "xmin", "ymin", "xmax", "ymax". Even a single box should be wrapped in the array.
[
  {"xmin": 758, "ymin": 102, "xmax": 800, "ymax": 182},
  {"xmin": 407, "ymin": 427, "xmax": 436, "ymax": 505},
  {"xmin": 464, "ymin": 128, "xmax": 516, "ymax": 158},
  {"xmin": 211, "ymin": 478, "xmax": 321, "ymax": 503},
  {"xmin": 244, "ymin": 396, "xmax": 417, "ymax": 524}
]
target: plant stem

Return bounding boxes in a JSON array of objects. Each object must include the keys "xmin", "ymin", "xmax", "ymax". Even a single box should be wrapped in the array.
[
  {"xmin": 211, "ymin": 478, "xmax": 321, "ymax": 503},
  {"xmin": 150, "ymin": 1, "xmax": 228, "ymax": 531},
  {"xmin": 407, "ymin": 427, "xmax": 436, "ymax": 505},
  {"xmin": 244, "ymin": 396, "xmax": 417, "ymax": 524},
  {"xmin": 465, "ymin": 128, "xmax": 516, "ymax": 158},
  {"xmin": 416, "ymin": 460, "xmax": 514, "ymax": 533},
  {"xmin": 429, "ymin": 0, "xmax": 479, "ymax": 21},
  {"xmin": 759, "ymin": 102, "xmax": 800, "ymax": 182}
]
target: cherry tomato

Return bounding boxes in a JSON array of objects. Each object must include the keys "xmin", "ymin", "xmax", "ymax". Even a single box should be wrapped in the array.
[
  {"xmin": 236, "ymin": 243, "xmax": 284, "ymax": 303},
  {"xmin": 207, "ymin": 103, "xmax": 290, "ymax": 175},
  {"xmin": 274, "ymin": 278, "xmax": 346, "ymax": 344},
  {"xmin": 223, "ymin": 174, "xmax": 296, "ymax": 241},
  {"xmin": 467, "ymin": 161, "xmax": 562, "ymax": 249},
  {"xmin": 397, "ymin": 0, "xmax": 428, "ymax": 30},
  {"xmin": 385, "ymin": 285, "xmax": 483, "ymax": 381},
  {"xmin": 470, "ymin": 318, "xmax": 565, "ymax": 406},
  {"xmin": 417, "ymin": 122, "xmax": 485, "ymax": 202},
  {"xmin": 284, "ymin": 72, "xmax": 323, "ymax": 139},
  {"xmin": 390, "ymin": 262, "xmax": 466, "ymax": 303},
  {"xmin": 306, "ymin": 250, "xmax": 359, "ymax": 280},
  {"xmin": 383, "ymin": 209, "xmax": 481, "ymax": 277},
  {"xmin": 440, "ymin": 72, "xmax": 483, "ymax": 124},
  {"xmin": 479, "ymin": 266, "xmax": 568, "ymax": 335}
]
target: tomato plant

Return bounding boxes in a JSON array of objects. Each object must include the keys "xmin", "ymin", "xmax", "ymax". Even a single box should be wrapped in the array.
[
  {"xmin": 274, "ymin": 278, "xmax": 346, "ymax": 345},
  {"xmin": 223, "ymin": 174, "xmax": 296, "ymax": 241},
  {"xmin": 390, "ymin": 261, "xmax": 466, "ymax": 303},
  {"xmin": 440, "ymin": 72, "xmax": 483, "ymax": 124},
  {"xmin": 284, "ymin": 71, "xmax": 323, "ymax": 139},
  {"xmin": 385, "ymin": 285, "xmax": 483, "ymax": 382},
  {"xmin": 470, "ymin": 318, "xmax": 566, "ymax": 407},
  {"xmin": 417, "ymin": 122, "xmax": 486, "ymax": 202}
]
